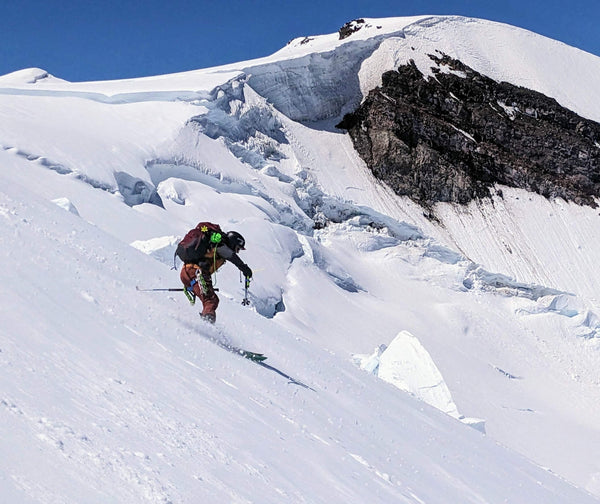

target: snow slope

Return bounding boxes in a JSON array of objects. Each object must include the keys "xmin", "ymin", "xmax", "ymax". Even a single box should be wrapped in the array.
[{"xmin": 2, "ymin": 15, "xmax": 600, "ymax": 502}]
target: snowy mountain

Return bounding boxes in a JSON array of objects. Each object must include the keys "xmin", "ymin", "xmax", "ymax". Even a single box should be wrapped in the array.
[{"xmin": 2, "ymin": 15, "xmax": 600, "ymax": 503}]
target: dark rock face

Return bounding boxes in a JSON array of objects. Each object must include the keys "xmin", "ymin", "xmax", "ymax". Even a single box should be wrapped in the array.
[
  {"xmin": 337, "ymin": 53, "xmax": 600, "ymax": 207},
  {"xmin": 339, "ymin": 19, "xmax": 365, "ymax": 40}
]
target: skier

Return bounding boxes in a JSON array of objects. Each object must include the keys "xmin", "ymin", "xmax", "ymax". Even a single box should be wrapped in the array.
[{"xmin": 177, "ymin": 223, "xmax": 252, "ymax": 323}]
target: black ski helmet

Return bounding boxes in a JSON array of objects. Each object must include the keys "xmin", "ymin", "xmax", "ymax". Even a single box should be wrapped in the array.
[{"xmin": 226, "ymin": 231, "xmax": 246, "ymax": 251}]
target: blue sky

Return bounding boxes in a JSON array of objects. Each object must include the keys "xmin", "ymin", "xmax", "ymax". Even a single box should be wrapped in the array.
[{"xmin": 2, "ymin": 0, "xmax": 598, "ymax": 82}]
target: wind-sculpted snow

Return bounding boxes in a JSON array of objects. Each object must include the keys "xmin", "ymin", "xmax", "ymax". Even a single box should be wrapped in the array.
[
  {"xmin": 0, "ymin": 67, "xmax": 62, "ymax": 85},
  {"xmin": 462, "ymin": 265, "xmax": 566, "ymax": 300},
  {"xmin": 190, "ymin": 76, "xmax": 289, "ymax": 170},
  {"xmin": 0, "ymin": 92, "xmax": 198, "ymax": 199},
  {"xmin": 243, "ymin": 44, "xmax": 375, "ymax": 123},
  {"xmin": 0, "ymin": 85, "xmax": 211, "ymax": 104},
  {"xmin": 1, "ymin": 144, "xmax": 73, "ymax": 175},
  {"xmin": 52, "ymin": 197, "xmax": 80, "ymax": 216},
  {"xmin": 517, "ymin": 293, "xmax": 600, "ymax": 339},
  {"xmin": 354, "ymin": 330, "xmax": 486, "ymax": 432},
  {"xmin": 1, "ymin": 144, "xmax": 163, "ymax": 207}
]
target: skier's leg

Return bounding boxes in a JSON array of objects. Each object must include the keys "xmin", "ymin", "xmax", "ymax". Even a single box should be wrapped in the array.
[
  {"xmin": 180, "ymin": 264, "xmax": 198, "ymax": 292},
  {"xmin": 197, "ymin": 268, "xmax": 219, "ymax": 323}
]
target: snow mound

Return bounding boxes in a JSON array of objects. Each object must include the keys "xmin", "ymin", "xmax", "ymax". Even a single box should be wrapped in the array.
[
  {"xmin": 51, "ymin": 197, "xmax": 80, "ymax": 216},
  {"xmin": 0, "ymin": 68, "xmax": 66, "ymax": 85},
  {"xmin": 130, "ymin": 235, "xmax": 180, "ymax": 265},
  {"xmin": 517, "ymin": 293, "xmax": 600, "ymax": 339},
  {"xmin": 355, "ymin": 330, "xmax": 486, "ymax": 432}
]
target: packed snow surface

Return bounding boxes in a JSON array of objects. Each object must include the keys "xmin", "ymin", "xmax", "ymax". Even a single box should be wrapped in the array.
[{"xmin": 2, "ymin": 15, "xmax": 600, "ymax": 503}]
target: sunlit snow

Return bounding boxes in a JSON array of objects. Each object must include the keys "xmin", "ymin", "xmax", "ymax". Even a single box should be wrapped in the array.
[{"xmin": 2, "ymin": 15, "xmax": 600, "ymax": 503}]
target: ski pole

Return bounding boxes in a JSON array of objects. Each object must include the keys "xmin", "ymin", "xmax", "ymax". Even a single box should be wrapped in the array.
[
  {"xmin": 136, "ymin": 286, "xmax": 184, "ymax": 292},
  {"xmin": 242, "ymin": 276, "xmax": 251, "ymax": 306}
]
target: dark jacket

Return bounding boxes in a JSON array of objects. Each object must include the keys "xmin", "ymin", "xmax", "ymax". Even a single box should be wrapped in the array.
[{"xmin": 200, "ymin": 243, "xmax": 252, "ymax": 278}]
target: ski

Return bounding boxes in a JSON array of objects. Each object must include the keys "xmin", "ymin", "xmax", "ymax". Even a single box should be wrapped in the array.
[
  {"xmin": 238, "ymin": 349, "xmax": 268, "ymax": 362},
  {"xmin": 198, "ymin": 326, "xmax": 314, "ymax": 390},
  {"xmin": 213, "ymin": 339, "xmax": 267, "ymax": 362}
]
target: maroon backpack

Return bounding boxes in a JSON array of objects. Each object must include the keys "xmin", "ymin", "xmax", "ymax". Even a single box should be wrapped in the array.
[{"xmin": 175, "ymin": 222, "xmax": 224, "ymax": 264}]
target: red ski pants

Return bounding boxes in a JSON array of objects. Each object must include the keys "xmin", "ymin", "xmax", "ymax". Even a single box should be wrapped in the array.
[{"xmin": 180, "ymin": 263, "xmax": 219, "ymax": 322}]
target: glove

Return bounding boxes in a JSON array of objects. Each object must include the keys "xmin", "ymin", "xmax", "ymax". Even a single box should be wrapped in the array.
[{"xmin": 240, "ymin": 264, "xmax": 252, "ymax": 279}]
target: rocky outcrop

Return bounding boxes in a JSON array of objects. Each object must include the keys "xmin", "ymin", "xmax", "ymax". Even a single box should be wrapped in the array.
[
  {"xmin": 337, "ymin": 52, "xmax": 600, "ymax": 207},
  {"xmin": 339, "ymin": 19, "xmax": 366, "ymax": 40}
]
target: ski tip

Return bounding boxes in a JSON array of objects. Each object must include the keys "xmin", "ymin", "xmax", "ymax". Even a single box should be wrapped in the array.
[{"xmin": 242, "ymin": 351, "xmax": 267, "ymax": 362}]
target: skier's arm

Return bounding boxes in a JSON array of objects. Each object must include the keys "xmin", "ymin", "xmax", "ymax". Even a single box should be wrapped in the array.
[{"xmin": 216, "ymin": 244, "xmax": 252, "ymax": 278}]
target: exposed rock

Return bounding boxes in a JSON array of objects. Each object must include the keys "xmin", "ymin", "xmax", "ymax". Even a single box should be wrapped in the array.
[
  {"xmin": 337, "ymin": 53, "xmax": 600, "ymax": 207},
  {"xmin": 339, "ymin": 19, "xmax": 365, "ymax": 40}
]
